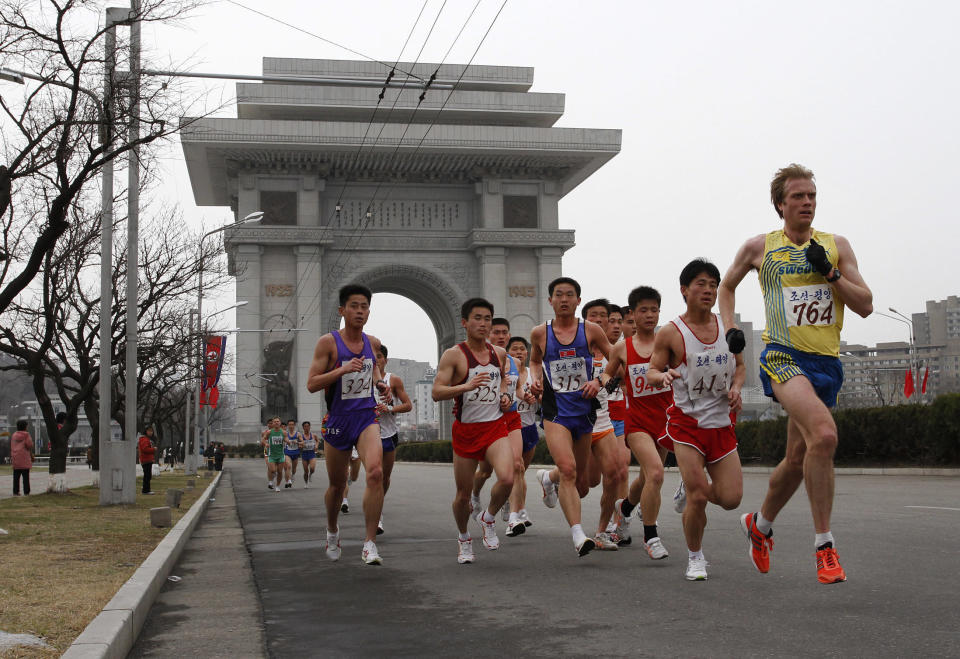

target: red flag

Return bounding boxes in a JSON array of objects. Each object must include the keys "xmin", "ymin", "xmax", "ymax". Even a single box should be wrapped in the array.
[
  {"xmin": 904, "ymin": 368, "xmax": 914, "ymax": 399},
  {"xmin": 202, "ymin": 336, "xmax": 227, "ymax": 408},
  {"xmin": 921, "ymin": 367, "xmax": 929, "ymax": 394}
]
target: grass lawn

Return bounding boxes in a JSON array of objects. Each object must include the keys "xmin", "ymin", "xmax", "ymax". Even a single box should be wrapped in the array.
[
  {"xmin": 0, "ymin": 465, "xmax": 11, "ymax": 475},
  {"xmin": 0, "ymin": 471, "xmax": 212, "ymax": 657}
]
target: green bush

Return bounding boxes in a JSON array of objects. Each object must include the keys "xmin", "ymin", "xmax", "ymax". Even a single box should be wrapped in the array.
[{"xmin": 735, "ymin": 393, "xmax": 960, "ymax": 466}]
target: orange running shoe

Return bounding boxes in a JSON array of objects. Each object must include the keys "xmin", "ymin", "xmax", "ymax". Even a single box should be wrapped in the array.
[
  {"xmin": 815, "ymin": 545, "xmax": 847, "ymax": 584},
  {"xmin": 740, "ymin": 512, "xmax": 773, "ymax": 573}
]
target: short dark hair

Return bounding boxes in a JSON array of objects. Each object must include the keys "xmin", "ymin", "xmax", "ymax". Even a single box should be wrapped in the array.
[
  {"xmin": 302, "ymin": 421, "xmax": 311, "ymax": 427},
  {"xmin": 679, "ymin": 258, "xmax": 721, "ymax": 287},
  {"xmin": 607, "ymin": 304, "xmax": 623, "ymax": 318},
  {"xmin": 378, "ymin": 344, "xmax": 388, "ymax": 359},
  {"xmin": 628, "ymin": 286, "xmax": 662, "ymax": 309},
  {"xmin": 339, "ymin": 284, "xmax": 372, "ymax": 306},
  {"xmin": 492, "ymin": 317, "xmax": 510, "ymax": 329},
  {"xmin": 507, "ymin": 336, "xmax": 529, "ymax": 350},
  {"xmin": 287, "ymin": 419, "xmax": 297, "ymax": 425},
  {"xmin": 461, "ymin": 297, "xmax": 494, "ymax": 319},
  {"xmin": 55, "ymin": 412, "xmax": 67, "ymax": 423},
  {"xmin": 16, "ymin": 419, "xmax": 27, "ymax": 431},
  {"xmin": 548, "ymin": 276, "xmax": 581, "ymax": 297},
  {"xmin": 581, "ymin": 298, "xmax": 610, "ymax": 320},
  {"xmin": 620, "ymin": 305, "xmax": 631, "ymax": 316}
]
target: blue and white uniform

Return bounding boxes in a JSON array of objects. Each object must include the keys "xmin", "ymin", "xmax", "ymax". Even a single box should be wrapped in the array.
[{"xmin": 541, "ymin": 321, "xmax": 596, "ymax": 438}]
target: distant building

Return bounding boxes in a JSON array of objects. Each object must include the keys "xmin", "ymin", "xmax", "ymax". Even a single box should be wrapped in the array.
[{"xmin": 414, "ymin": 368, "xmax": 439, "ymax": 427}]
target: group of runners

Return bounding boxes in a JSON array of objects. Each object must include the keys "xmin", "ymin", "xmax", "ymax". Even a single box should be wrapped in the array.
[{"xmin": 283, "ymin": 163, "xmax": 873, "ymax": 583}]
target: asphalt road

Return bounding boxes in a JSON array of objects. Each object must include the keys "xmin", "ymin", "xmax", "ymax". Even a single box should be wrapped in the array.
[{"xmin": 228, "ymin": 458, "xmax": 959, "ymax": 658}]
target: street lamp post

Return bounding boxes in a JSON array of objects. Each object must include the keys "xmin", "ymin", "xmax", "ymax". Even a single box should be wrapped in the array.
[
  {"xmin": 185, "ymin": 212, "xmax": 262, "ymax": 474},
  {"xmin": 878, "ymin": 308, "xmax": 920, "ymax": 403}
]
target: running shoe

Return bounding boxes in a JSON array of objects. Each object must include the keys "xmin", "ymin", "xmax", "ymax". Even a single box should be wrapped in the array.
[
  {"xmin": 644, "ymin": 536, "xmax": 669, "ymax": 560},
  {"xmin": 325, "ymin": 530, "xmax": 341, "ymax": 561},
  {"xmin": 613, "ymin": 499, "xmax": 633, "ymax": 546},
  {"xmin": 537, "ymin": 469, "xmax": 558, "ymax": 508},
  {"xmin": 740, "ymin": 512, "xmax": 774, "ymax": 573},
  {"xmin": 303, "ymin": 481, "xmax": 309, "ymax": 489},
  {"xmin": 575, "ymin": 536, "xmax": 596, "ymax": 557},
  {"xmin": 501, "ymin": 500, "xmax": 511, "ymax": 522},
  {"xmin": 285, "ymin": 481, "xmax": 292, "ymax": 489},
  {"xmin": 685, "ymin": 557, "xmax": 708, "ymax": 581},
  {"xmin": 673, "ymin": 480, "xmax": 687, "ymax": 514},
  {"xmin": 362, "ymin": 541, "xmax": 383, "ymax": 565},
  {"xmin": 377, "ymin": 516, "xmax": 385, "ymax": 535},
  {"xmin": 341, "ymin": 498, "xmax": 349, "ymax": 514},
  {"xmin": 457, "ymin": 536, "xmax": 475, "ymax": 564},
  {"xmin": 815, "ymin": 545, "xmax": 847, "ymax": 584},
  {"xmin": 478, "ymin": 514, "xmax": 500, "ymax": 550},
  {"xmin": 505, "ymin": 519, "xmax": 526, "ymax": 537},
  {"xmin": 519, "ymin": 509, "xmax": 533, "ymax": 527},
  {"xmin": 275, "ymin": 484, "xmax": 281, "ymax": 493},
  {"xmin": 267, "ymin": 483, "xmax": 274, "ymax": 490},
  {"xmin": 594, "ymin": 532, "xmax": 619, "ymax": 551}
]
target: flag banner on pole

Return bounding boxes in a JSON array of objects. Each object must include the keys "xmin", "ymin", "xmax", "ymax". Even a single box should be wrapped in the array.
[
  {"xmin": 921, "ymin": 367, "xmax": 929, "ymax": 394},
  {"xmin": 202, "ymin": 336, "xmax": 227, "ymax": 408},
  {"xmin": 904, "ymin": 368, "xmax": 915, "ymax": 399}
]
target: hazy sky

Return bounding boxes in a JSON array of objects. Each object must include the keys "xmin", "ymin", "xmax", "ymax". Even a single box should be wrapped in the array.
[{"xmin": 145, "ymin": 0, "xmax": 960, "ymax": 365}]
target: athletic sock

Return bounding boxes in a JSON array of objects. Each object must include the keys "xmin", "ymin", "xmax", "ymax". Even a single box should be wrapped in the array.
[
  {"xmin": 605, "ymin": 520, "xmax": 616, "ymax": 533},
  {"xmin": 643, "ymin": 524, "xmax": 659, "ymax": 542},
  {"xmin": 458, "ymin": 532, "xmax": 470, "ymax": 541},
  {"xmin": 519, "ymin": 508, "xmax": 528, "ymax": 517},
  {"xmin": 571, "ymin": 524, "xmax": 587, "ymax": 546},
  {"xmin": 481, "ymin": 510, "xmax": 496, "ymax": 524},
  {"xmin": 508, "ymin": 511, "xmax": 520, "ymax": 525},
  {"xmin": 815, "ymin": 532, "xmax": 835, "ymax": 550},
  {"xmin": 756, "ymin": 512, "xmax": 773, "ymax": 535},
  {"xmin": 620, "ymin": 498, "xmax": 637, "ymax": 516},
  {"xmin": 688, "ymin": 549, "xmax": 704, "ymax": 561},
  {"xmin": 470, "ymin": 494, "xmax": 481, "ymax": 508}
]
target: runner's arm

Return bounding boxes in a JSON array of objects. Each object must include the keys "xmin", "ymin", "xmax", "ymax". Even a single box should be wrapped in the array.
[
  {"xmin": 388, "ymin": 375, "xmax": 413, "ymax": 414},
  {"xmin": 719, "ymin": 234, "xmax": 764, "ymax": 332},
  {"xmin": 432, "ymin": 348, "xmax": 484, "ymax": 401},
  {"xmin": 306, "ymin": 335, "xmax": 348, "ymax": 393},
  {"xmin": 601, "ymin": 342, "xmax": 626, "ymax": 386},
  {"xmin": 528, "ymin": 325, "xmax": 545, "ymax": 396},
  {"xmin": 728, "ymin": 352, "xmax": 745, "ymax": 413},
  {"xmin": 646, "ymin": 324, "xmax": 682, "ymax": 388},
  {"xmin": 496, "ymin": 346, "xmax": 512, "ymax": 411},
  {"xmin": 832, "ymin": 235, "xmax": 873, "ymax": 318}
]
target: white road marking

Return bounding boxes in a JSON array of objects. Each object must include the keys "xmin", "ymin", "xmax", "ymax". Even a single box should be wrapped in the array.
[{"xmin": 904, "ymin": 506, "xmax": 960, "ymax": 512}]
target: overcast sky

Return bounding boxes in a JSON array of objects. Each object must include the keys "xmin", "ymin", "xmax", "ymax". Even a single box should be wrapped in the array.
[{"xmin": 146, "ymin": 0, "xmax": 960, "ymax": 365}]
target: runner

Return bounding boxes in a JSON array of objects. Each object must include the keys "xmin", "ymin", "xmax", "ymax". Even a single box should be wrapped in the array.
[
  {"xmin": 719, "ymin": 164, "xmax": 873, "ymax": 584},
  {"xmin": 282, "ymin": 419, "xmax": 300, "ymax": 489},
  {"xmin": 507, "ymin": 336, "xmax": 540, "ymax": 532},
  {"xmin": 647, "ymin": 259, "xmax": 745, "ymax": 581},
  {"xmin": 306, "ymin": 284, "xmax": 391, "ymax": 565},
  {"xmin": 262, "ymin": 422, "xmax": 273, "ymax": 489},
  {"xmin": 604, "ymin": 286, "xmax": 674, "ymax": 559},
  {"xmin": 469, "ymin": 317, "xmax": 526, "ymax": 538},
  {"xmin": 300, "ymin": 421, "xmax": 319, "ymax": 488},
  {"xmin": 261, "ymin": 416, "xmax": 285, "ymax": 493},
  {"xmin": 374, "ymin": 343, "xmax": 413, "ymax": 535},
  {"xmin": 604, "ymin": 302, "xmax": 632, "ymax": 545},
  {"xmin": 529, "ymin": 278, "xmax": 612, "ymax": 557},
  {"xmin": 341, "ymin": 447, "xmax": 361, "ymax": 513},
  {"xmin": 432, "ymin": 298, "xmax": 515, "ymax": 564}
]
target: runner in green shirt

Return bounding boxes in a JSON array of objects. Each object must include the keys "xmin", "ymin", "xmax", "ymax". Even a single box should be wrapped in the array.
[{"xmin": 261, "ymin": 416, "xmax": 285, "ymax": 492}]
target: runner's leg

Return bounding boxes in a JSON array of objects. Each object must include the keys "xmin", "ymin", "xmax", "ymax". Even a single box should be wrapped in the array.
[
  {"xmin": 324, "ymin": 443, "xmax": 350, "ymax": 533},
  {"xmin": 356, "ymin": 425, "xmax": 385, "ymax": 543}
]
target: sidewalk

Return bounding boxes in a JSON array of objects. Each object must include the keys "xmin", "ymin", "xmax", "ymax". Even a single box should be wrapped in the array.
[
  {"xmin": 0, "ymin": 464, "xmax": 97, "ymax": 499},
  {"xmin": 128, "ymin": 469, "xmax": 266, "ymax": 658}
]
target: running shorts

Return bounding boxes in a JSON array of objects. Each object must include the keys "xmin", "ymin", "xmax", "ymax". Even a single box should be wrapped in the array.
[
  {"xmin": 381, "ymin": 433, "xmax": 399, "ymax": 452},
  {"xmin": 625, "ymin": 403, "xmax": 668, "ymax": 441},
  {"xmin": 503, "ymin": 410, "xmax": 522, "ymax": 433},
  {"xmin": 611, "ymin": 418, "xmax": 625, "ymax": 437},
  {"xmin": 660, "ymin": 410, "xmax": 737, "ymax": 464},
  {"xmin": 759, "ymin": 343, "xmax": 843, "ymax": 408},
  {"xmin": 591, "ymin": 428, "xmax": 615, "ymax": 445},
  {"xmin": 301, "ymin": 450, "xmax": 316, "ymax": 462},
  {"xmin": 452, "ymin": 417, "xmax": 508, "ymax": 461},
  {"xmin": 521, "ymin": 424, "xmax": 540, "ymax": 453},
  {"xmin": 541, "ymin": 413, "xmax": 595, "ymax": 440},
  {"xmin": 284, "ymin": 449, "xmax": 301, "ymax": 460},
  {"xmin": 322, "ymin": 410, "xmax": 378, "ymax": 452}
]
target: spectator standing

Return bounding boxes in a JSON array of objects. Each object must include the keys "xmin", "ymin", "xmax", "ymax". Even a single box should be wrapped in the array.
[
  {"xmin": 204, "ymin": 443, "xmax": 215, "ymax": 471},
  {"xmin": 11, "ymin": 420, "xmax": 34, "ymax": 496},
  {"xmin": 138, "ymin": 426, "xmax": 157, "ymax": 495},
  {"xmin": 214, "ymin": 443, "xmax": 225, "ymax": 471}
]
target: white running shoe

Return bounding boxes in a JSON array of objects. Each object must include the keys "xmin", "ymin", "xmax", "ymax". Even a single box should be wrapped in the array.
[
  {"xmin": 501, "ymin": 500, "xmax": 511, "ymax": 522},
  {"xmin": 477, "ymin": 514, "xmax": 500, "ymax": 550},
  {"xmin": 537, "ymin": 469, "xmax": 558, "ymax": 508},
  {"xmin": 341, "ymin": 498, "xmax": 349, "ymax": 514},
  {"xmin": 575, "ymin": 536, "xmax": 596, "ymax": 557},
  {"xmin": 613, "ymin": 499, "xmax": 632, "ymax": 546},
  {"xmin": 673, "ymin": 480, "xmax": 687, "ymax": 514},
  {"xmin": 325, "ymin": 530, "xmax": 341, "ymax": 561},
  {"xmin": 505, "ymin": 519, "xmax": 526, "ymax": 537},
  {"xmin": 377, "ymin": 516, "xmax": 385, "ymax": 535},
  {"xmin": 645, "ymin": 536, "xmax": 669, "ymax": 560},
  {"xmin": 685, "ymin": 556, "xmax": 708, "ymax": 581},
  {"xmin": 519, "ymin": 509, "xmax": 533, "ymax": 527},
  {"xmin": 275, "ymin": 484, "xmax": 281, "ymax": 493},
  {"xmin": 457, "ymin": 536, "xmax": 475, "ymax": 564},
  {"xmin": 304, "ymin": 481, "xmax": 309, "ymax": 489},
  {"xmin": 594, "ymin": 532, "xmax": 619, "ymax": 551},
  {"xmin": 362, "ymin": 541, "xmax": 383, "ymax": 565}
]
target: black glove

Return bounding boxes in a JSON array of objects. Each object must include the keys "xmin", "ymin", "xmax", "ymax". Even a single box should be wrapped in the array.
[
  {"xmin": 805, "ymin": 238, "xmax": 833, "ymax": 276},
  {"xmin": 725, "ymin": 328, "xmax": 745, "ymax": 354},
  {"xmin": 603, "ymin": 375, "xmax": 622, "ymax": 394}
]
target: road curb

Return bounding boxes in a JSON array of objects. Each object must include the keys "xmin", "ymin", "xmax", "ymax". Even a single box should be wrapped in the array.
[{"xmin": 62, "ymin": 472, "xmax": 223, "ymax": 659}]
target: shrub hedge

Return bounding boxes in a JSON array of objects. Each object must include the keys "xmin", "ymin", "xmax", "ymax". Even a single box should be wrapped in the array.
[{"xmin": 394, "ymin": 394, "xmax": 960, "ymax": 466}]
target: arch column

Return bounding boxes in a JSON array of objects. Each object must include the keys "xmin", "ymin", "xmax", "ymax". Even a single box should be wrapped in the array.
[
  {"xmin": 295, "ymin": 245, "xmax": 324, "ymax": 426},
  {"xmin": 234, "ymin": 244, "xmax": 263, "ymax": 437},
  {"xmin": 537, "ymin": 247, "xmax": 563, "ymax": 323}
]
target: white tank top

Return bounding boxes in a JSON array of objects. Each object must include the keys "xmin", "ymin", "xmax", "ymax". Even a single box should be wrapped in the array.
[
  {"xmin": 375, "ymin": 373, "xmax": 398, "ymax": 438},
  {"xmin": 516, "ymin": 377, "xmax": 538, "ymax": 427},
  {"xmin": 670, "ymin": 314, "xmax": 736, "ymax": 429},
  {"xmin": 592, "ymin": 358, "xmax": 613, "ymax": 433},
  {"xmin": 454, "ymin": 343, "xmax": 504, "ymax": 424}
]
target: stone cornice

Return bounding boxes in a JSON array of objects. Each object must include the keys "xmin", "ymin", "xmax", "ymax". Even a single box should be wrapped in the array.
[
  {"xmin": 469, "ymin": 228, "xmax": 575, "ymax": 252},
  {"xmin": 224, "ymin": 226, "xmax": 335, "ymax": 246}
]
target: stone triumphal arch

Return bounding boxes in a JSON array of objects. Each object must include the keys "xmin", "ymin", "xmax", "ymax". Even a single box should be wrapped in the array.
[{"xmin": 181, "ymin": 58, "xmax": 621, "ymax": 438}]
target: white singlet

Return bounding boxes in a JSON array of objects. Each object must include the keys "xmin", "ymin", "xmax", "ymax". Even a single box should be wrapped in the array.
[
  {"xmin": 516, "ymin": 379, "xmax": 538, "ymax": 427},
  {"xmin": 592, "ymin": 358, "xmax": 613, "ymax": 433},
  {"xmin": 669, "ymin": 314, "xmax": 736, "ymax": 429},
  {"xmin": 376, "ymin": 372, "xmax": 398, "ymax": 438}
]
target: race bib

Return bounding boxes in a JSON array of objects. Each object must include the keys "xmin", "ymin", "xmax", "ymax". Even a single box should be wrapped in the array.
[
  {"xmin": 550, "ymin": 357, "xmax": 588, "ymax": 393},
  {"xmin": 628, "ymin": 362, "xmax": 669, "ymax": 398},
  {"xmin": 783, "ymin": 285, "xmax": 836, "ymax": 328},
  {"xmin": 687, "ymin": 351, "xmax": 730, "ymax": 401},
  {"xmin": 464, "ymin": 366, "xmax": 501, "ymax": 405},
  {"xmin": 341, "ymin": 358, "xmax": 374, "ymax": 399},
  {"xmin": 516, "ymin": 382, "xmax": 533, "ymax": 413}
]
